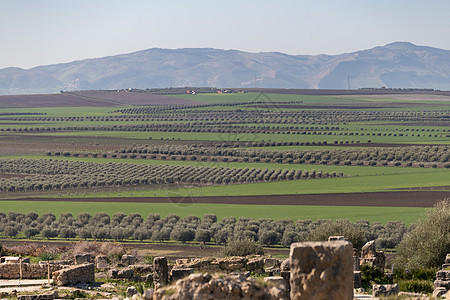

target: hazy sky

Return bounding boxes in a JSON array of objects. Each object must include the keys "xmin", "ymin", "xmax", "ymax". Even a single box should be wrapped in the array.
[{"xmin": 1, "ymin": 0, "xmax": 449, "ymax": 69}]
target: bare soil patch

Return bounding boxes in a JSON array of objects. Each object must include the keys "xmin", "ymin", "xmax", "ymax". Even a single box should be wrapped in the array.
[
  {"xmin": 0, "ymin": 240, "xmax": 288, "ymax": 260},
  {"xmin": 72, "ymin": 90, "xmax": 202, "ymax": 105},
  {"xmin": 12, "ymin": 190, "xmax": 450, "ymax": 207},
  {"xmin": 248, "ymin": 102, "xmax": 441, "ymax": 109},
  {"xmin": 0, "ymin": 93, "xmax": 120, "ymax": 108},
  {"xmin": 242, "ymin": 88, "xmax": 450, "ymax": 97}
]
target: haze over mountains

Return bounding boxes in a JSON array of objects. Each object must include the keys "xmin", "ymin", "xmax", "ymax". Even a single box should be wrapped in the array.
[{"xmin": 1, "ymin": 42, "xmax": 450, "ymax": 95}]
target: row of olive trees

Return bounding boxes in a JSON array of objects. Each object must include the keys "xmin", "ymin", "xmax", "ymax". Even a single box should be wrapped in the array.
[
  {"xmin": 0, "ymin": 159, "xmax": 340, "ymax": 193},
  {"xmin": 114, "ymin": 145, "xmax": 450, "ymax": 165},
  {"xmin": 0, "ymin": 211, "xmax": 410, "ymax": 249}
]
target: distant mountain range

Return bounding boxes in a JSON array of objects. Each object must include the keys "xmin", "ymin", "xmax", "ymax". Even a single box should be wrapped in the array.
[{"xmin": 1, "ymin": 42, "xmax": 450, "ymax": 95}]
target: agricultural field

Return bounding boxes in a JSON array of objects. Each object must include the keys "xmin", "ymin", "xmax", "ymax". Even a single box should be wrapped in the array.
[{"xmin": 0, "ymin": 88, "xmax": 449, "ymax": 235}]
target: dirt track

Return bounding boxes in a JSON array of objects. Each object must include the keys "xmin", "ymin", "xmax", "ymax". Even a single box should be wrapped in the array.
[{"xmin": 11, "ymin": 190, "xmax": 450, "ymax": 207}]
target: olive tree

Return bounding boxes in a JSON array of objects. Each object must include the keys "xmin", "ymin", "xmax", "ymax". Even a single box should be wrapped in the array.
[{"xmin": 395, "ymin": 199, "xmax": 450, "ymax": 269}]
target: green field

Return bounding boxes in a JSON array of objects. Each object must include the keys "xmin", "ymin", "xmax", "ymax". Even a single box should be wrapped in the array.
[
  {"xmin": 0, "ymin": 91, "xmax": 449, "ymax": 225},
  {"xmin": 0, "ymin": 200, "xmax": 426, "ymax": 225}
]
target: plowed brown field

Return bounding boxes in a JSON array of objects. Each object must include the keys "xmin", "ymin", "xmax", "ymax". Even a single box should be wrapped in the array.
[{"xmin": 14, "ymin": 190, "xmax": 450, "ymax": 207}]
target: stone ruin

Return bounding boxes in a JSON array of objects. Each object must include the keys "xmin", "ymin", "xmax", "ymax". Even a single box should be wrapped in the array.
[
  {"xmin": 360, "ymin": 240, "xmax": 386, "ymax": 271},
  {"xmin": 153, "ymin": 272, "xmax": 288, "ymax": 300},
  {"xmin": 290, "ymin": 241, "xmax": 353, "ymax": 300},
  {"xmin": 148, "ymin": 241, "xmax": 354, "ymax": 300},
  {"xmin": 433, "ymin": 253, "xmax": 450, "ymax": 298},
  {"xmin": 52, "ymin": 263, "xmax": 95, "ymax": 286},
  {"xmin": 0, "ymin": 256, "xmax": 65, "ymax": 279},
  {"xmin": 20, "ymin": 241, "xmax": 450, "ymax": 299}
]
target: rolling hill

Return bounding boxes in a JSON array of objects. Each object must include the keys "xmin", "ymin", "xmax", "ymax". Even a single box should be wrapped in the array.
[{"xmin": 1, "ymin": 42, "xmax": 450, "ymax": 94}]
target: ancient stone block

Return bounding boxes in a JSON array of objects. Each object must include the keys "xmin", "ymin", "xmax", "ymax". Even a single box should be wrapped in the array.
[
  {"xmin": 281, "ymin": 271, "xmax": 290, "ymax": 292},
  {"xmin": 121, "ymin": 254, "xmax": 136, "ymax": 266},
  {"xmin": 170, "ymin": 267, "xmax": 194, "ymax": 281},
  {"xmin": 372, "ymin": 284, "xmax": 399, "ymax": 297},
  {"xmin": 354, "ymin": 271, "xmax": 362, "ymax": 289},
  {"xmin": 433, "ymin": 287, "xmax": 448, "ymax": 298},
  {"xmin": 290, "ymin": 241, "xmax": 353, "ymax": 300},
  {"xmin": 246, "ymin": 257, "xmax": 264, "ymax": 271},
  {"xmin": 360, "ymin": 240, "xmax": 385, "ymax": 271},
  {"xmin": 264, "ymin": 276, "xmax": 286, "ymax": 285},
  {"xmin": 217, "ymin": 256, "xmax": 246, "ymax": 271},
  {"xmin": 264, "ymin": 257, "xmax": 280, "ymax": 269},
  {"xmin": 74, "ymin": 254, "xmax": 92, "ymax": 265},
  {"xmin": 436, "ymin": 270, "xmax": 450, "ymax": 281},
  {"xmin": 446, "ymin": 254, "xmax": 450, "ymax": 264},
  {"xmin": 434, "ymin": 279, "xmax": 450, "ymax": 289},
  {"xmin": 128, "ymin": 264, "xmax": 154, "ymax": 274},
  {"xmin": 353, "ymin": 255, "xmax": 360, "ymax": 271},
  {"xmin": 95, "ymin": 255, "xmax": 108, "ymax": 269},
  {"xmin": 153, "ymin": 256, "xmax": 168, "ymax": 285},
  {"xmin": 52, "ymin": 263, "xmax": 95, "ymax": 286},
  {"xmin": 109, "ymin": 268, "xmax": 134, "ymax": 279},
  {"xmin": 280, "ymin": 258, "xmax": 290, "ymax": 272}
]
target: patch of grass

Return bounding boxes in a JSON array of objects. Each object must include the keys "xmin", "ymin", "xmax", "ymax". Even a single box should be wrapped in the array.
[{"xmin": 0, "ymin": 201, "xmax": 425, "ymax": 225}]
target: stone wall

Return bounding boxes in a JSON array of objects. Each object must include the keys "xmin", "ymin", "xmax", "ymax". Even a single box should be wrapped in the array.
[
  {"xmin": 433, "ymin": 254, "xmax": 450, "ymax": 298},
  {"xmin": 52, "ymin": 263, "xmax": 95, "ymax": 286},
  {"xmin": 0, "ymin": 262, "xmax": 63, "ymax": 279},
  {"xmin": 172, "ymin": 255, "xmax": 279, "ymax": 274},
  {"xmin": 153, "ymin": 272, "xmax": 288, "ymax": 300}
]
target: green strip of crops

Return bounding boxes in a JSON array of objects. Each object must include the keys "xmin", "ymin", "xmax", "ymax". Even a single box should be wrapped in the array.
[
  {"xmin": 0, "ymin": 201, "xmax": 426, "ymax": 225},
  {"xmin": 7, "ymin": 130, "xmax": 449, "ymax": 144}
]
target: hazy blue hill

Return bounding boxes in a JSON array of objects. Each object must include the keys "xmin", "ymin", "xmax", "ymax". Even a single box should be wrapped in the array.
[{"xmin": 1, "ymin": 42, "xmax": 450, "ymax": 94}]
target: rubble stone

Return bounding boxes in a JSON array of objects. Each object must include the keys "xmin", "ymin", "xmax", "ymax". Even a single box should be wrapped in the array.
[
  {"xmin": 372, "ymin": 284, "xmax": 399, "ymax": 297},
  {"xmin": 127, "ymin": 286, "xmax": 138, "ymax": 298},
  {"xmin": 121, "ymin": 254, "xmax": 136, "ymax": 266},
  {"xmin": 154, "ymin": 272, "xmax": 287, "ymax": 300}
]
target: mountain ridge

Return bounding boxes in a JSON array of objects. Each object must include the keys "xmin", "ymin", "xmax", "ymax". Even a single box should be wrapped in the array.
[{"xmin": 1, "ymin": 42, "xmax": 450, "ymax": 95}]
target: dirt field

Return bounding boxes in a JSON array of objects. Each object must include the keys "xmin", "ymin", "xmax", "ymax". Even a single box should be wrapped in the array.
[
  {"xmin": 0, "ymin": 240, "xmax": 289, "ymax": 260},
  {"xmin": 249, "ymin": 102, "xmax": 442, "ymax": 109},
  {"xmin": 0, "ymin": 93, "xmax": 120, "ymax": 108},
  {"xmin": 12, "ymin": 190, "xmax": 450, "ymax": 207},
  {"xmin": 242, "ymin": 88, "xmax": 450, "ymax": 97},
  {"xmin": 0, "ymin": 91, "xmax": 202, "ymax": 108},
  {"xmin": 72, "ymin": 90, "xmax": 202, "ymax": 105}
]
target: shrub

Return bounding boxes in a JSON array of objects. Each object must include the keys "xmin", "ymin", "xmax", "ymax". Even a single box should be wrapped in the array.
[
  {"xmin": 360, "ymin": 264, "xmax": 392, "ymax": 291},
  {"xmin": 395, "ymin": 199, "xmax": 450, "ymax": 269},
  {"xmin": 397, "ymin": 279, "xmax": 434, "ymax": 294},
  {"xmin": 307, "ymin": 219, "xmax": 367, "ymax": 249},
  {"xmin": 221, "ymin": 238, "xmax": 264, "ymax": 257},
  {"xmin": 39, "ymin": 252, "xmax": 58, "ymax": 261}
]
